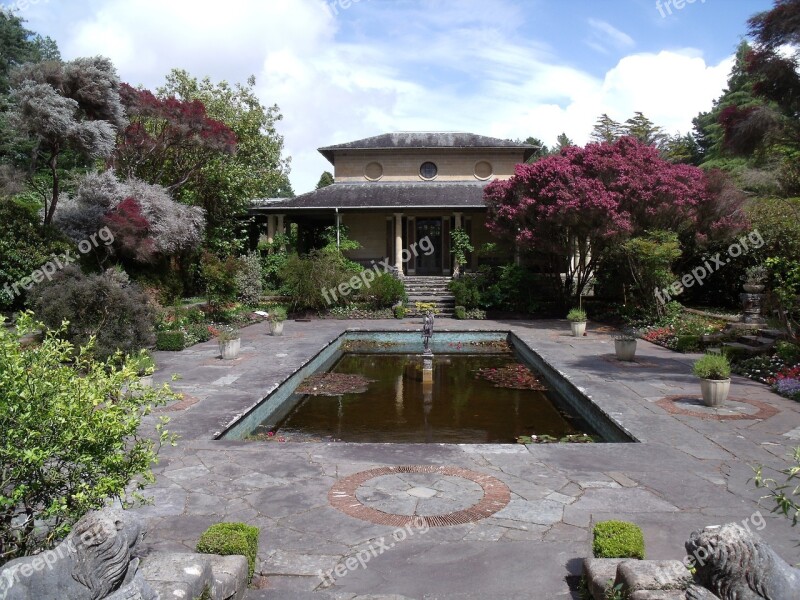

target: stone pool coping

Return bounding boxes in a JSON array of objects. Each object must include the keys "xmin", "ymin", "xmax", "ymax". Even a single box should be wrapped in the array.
[{"xmin": 136, "ymin": 318, "xmax": 800, "ymax": 599}]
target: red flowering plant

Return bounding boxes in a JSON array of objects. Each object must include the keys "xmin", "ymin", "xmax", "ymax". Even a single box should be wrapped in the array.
[{"xmin": 484, "ymin": 137, "xmax": 746, "ymax": 306}]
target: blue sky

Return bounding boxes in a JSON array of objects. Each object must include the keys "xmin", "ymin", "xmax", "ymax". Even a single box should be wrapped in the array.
[{"xmin": 13, "ymin": 0, "xmax": 774, "ymax": 193}]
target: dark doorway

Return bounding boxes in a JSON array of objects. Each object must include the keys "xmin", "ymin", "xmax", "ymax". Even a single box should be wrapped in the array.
[{"xmin": 416, "ymin": 218, "xmax": 442, "ymax": 275}]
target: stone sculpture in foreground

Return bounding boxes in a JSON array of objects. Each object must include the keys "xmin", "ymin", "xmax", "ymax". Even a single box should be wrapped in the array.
[
  {"xmin": 0, "ymin": 508, "xmax": 249, "ymax": 599},
  {"xmin": 685, "ymin": 523, "xmax": 800, "ymax": 600},
  {"xmin": 0, "ymin": 508, "xmax": 156, "ymax": 599},
  {"xmin": 584, "ymin": 522, "xmax": 800, "ymax": 599}
]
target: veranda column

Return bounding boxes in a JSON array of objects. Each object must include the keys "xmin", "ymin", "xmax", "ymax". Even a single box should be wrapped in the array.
[
  {"xmin": 394, "ymin": 212, "xmax": 403, "ymax": 275},
  {"xmin": 267, "ymin": 215, "xmax": 276, "ymax": 244}
]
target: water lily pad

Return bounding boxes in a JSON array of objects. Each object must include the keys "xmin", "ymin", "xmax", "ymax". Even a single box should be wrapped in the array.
[{"xmin": 296, "ymin": 372, "xmax": 376, "ymax": 396}]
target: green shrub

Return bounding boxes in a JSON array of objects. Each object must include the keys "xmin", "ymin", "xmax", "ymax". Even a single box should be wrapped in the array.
[
  {"xmin": 185, "ymin": 323, "xmax": 212, "ymax": 346},
  {"xmin": 449, "ymin": 277, "xmax": 481, "ymax": 309},
  {"xmin": 235, "ymin": 252, "xmax": 263, "ymax": 306},
  {"xmin": 29, "ymin": 266, "xmax": 156, "ymax": 361},
  {"xmin": 156, "ymin": 330, "xmax": 186, "ymax": 351},
  {"xmin": 197, "ymin": 522, "xmax": 259, "ymax": 582},
  {"xmin": 722, "ymin": 345, "xmax": 753, "ymax": 364},
  {"xmin": 201, "ymin": 251, "xmax": 240, "ymax": 306},
  {"xmin": 592, "ymin": 520, "xmax": 645, "ymax": 559},
  {"xmin": 675, "ymin": 334, "xmax": 701, "ymax": 353},
  {"xmin": 394, "ymin": 304, "xmax": 407, "ymax": 319},
  {"xmin": 0, "ymin": 201, "xmax": 72, "ymax": 310},
  {"xmin": 454, "ymin": 305, "xmax": 466, "ymax": 319},
  {"xmin": 567, "ymin": 308, "xmax": 587, "ymax": 322},
  {"xmin": 693, "ymin": 353, "xmax": 731, "ymax": 380},
  {"xmin": 465, "ymin": 308, "xmax": 487, "ymax": 319},
  {"xmin": 776, "ymin": 341, "xmax": 800, "ymax": 363},
  {"xmin": 364, "ymin": 272, "xmax": 406, "ymax": 308},
  {"xmin": 281, "ymin": 249, "xmax": 360, "ymax": 311},
  {"xmin": 0, "ymin": 313, "xmax": 176, "ymax": 560}
]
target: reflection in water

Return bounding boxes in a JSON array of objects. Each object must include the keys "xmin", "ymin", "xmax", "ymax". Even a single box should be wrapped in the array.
[{"xmin": 267, "ymin": 353, "xmax": 597, "ymax": 444}]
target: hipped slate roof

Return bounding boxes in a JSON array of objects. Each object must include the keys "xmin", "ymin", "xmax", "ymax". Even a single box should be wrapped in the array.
[
  {"xmin": 250, "ymin": 182, "xmax": 488, "ymax": 212},
  {"xmin": 319, "ymin": 132, "xmax": 537, "ymax": 164}
]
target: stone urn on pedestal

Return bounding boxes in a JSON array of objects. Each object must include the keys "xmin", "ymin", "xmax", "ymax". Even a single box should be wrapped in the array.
[{"xmin": 740, "ymin": 265, "xmax": 767, "ymax": 325}]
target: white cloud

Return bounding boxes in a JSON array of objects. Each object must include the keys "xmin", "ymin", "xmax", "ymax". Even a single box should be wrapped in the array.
[
  {"xmin": 587, "ymin": 18, "xmax": 635, "ymax": 53},
  {"xmin": 49, "ymin": 0, "xmax": 734, "ymax": 194}
]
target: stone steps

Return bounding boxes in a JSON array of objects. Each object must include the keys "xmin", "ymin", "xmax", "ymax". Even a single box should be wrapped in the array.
[
  {"xmin": 403, "ymin": 276, "xmax": 454, "ymax": 316},
  {"xmin": 583, "ymin": 558, "xmax": 690, "ymax": 600}
]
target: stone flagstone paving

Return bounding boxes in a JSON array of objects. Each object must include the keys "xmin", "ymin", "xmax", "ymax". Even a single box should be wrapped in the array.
[{"xmin": 132, "ymin": 318, "xmax": 800, "ymax": 599}]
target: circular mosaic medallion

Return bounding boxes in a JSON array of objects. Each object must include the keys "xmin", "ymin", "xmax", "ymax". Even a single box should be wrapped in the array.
[
  {"xmin": 656, "ymin": 395, "xmax": 779, "ymax": 421},
  {"xmin": 328, "ymin": 465, "xmax": 510, "ymax": 527}
]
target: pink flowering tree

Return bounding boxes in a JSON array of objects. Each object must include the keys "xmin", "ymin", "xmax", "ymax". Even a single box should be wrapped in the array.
[{"xmin": 484, "ymin": 137, "xmax": 745, "ymax": 304}]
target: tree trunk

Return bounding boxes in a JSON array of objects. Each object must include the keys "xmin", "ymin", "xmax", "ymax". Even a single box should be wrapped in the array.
[{"xmin": 44, "ymin": 151, "xmax": 59, "ymax": 225}]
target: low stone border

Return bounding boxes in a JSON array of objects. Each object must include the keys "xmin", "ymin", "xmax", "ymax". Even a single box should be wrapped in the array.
[
  {"xmin": 328, "ymin": 465, "xmax": 510, "ymax": 527},
  {"xmin": 656, "ymin": 395, "xmax": 779, "ymax": 421}
]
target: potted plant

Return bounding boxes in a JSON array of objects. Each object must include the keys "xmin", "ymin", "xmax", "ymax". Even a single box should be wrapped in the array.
[
  {"xmin": 613, "ymin": 330, "xmax": 637, "ymax": 361},
  {"xmin": 268, "ymin": 306, "xmax": 287, "ymax": 336},
  {"xmin": 130, "ymin": 350, "xmax": 155, "ymax": 386},
  {"xmin": 567, "ymin": 308, "xmax": 587, "ymax": 337},
  {"xmin": 743, "ymin": 265, "xmax": 767, "ymax": 293},
  {"xmin": 218, "ymin": 327, "xmax": 241, "ymax": 360},
  {"xmin": 693, "ymin": 353, "xmax": 731, "ymax": 407}
]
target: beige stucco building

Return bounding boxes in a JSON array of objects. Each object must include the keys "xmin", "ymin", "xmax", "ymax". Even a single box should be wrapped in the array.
[{"xmin": 250, "ymin": 132, "xmax": 535, "ymax": 276}]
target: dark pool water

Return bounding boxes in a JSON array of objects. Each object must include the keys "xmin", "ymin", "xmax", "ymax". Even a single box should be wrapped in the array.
[{"xmin": 255, "ymin": 353, "xmax": 596, "ymax": 444}]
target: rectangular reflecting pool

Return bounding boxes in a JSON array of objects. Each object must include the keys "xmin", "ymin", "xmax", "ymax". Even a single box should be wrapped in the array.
[{"xmin": 219, "ymin": 331, "xmax": 635, "ymax": 444}]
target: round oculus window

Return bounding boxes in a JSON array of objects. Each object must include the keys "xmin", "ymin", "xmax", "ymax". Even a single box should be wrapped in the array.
[
  {"xmin": 474, "ymin": 161, "xmax": 493, "ymax": 180},
  {"xmin": 419, "ymin": 161, "xmax": 438, "ymax": 180},
  {"xmin": 365, "ymin": 162, "xmax": 383, "ymax": 181}
]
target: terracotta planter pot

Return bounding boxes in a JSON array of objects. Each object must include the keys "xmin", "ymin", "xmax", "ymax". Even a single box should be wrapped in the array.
[
  {"xmin": 700, "ymin": 378, "xmax": 730, "ymax": 407},
  {"xmin": 614, "ymin": 339, "xmax": 637, "ymax": 362},
  {"xmin": 570, "ymin": 321, "xmax": 586, "ymax": 337},
  {"xmin": 269, "ymin": 321, "xmax": 284, "ymax": 336},
  {"xmin": 219, "ymin": 338, "xmax": 241, "ymax": 360}
]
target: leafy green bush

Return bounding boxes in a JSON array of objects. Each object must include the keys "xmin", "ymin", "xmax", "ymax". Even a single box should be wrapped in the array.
[
  {"xmin": 450, "ymin": 228, "xmax": 474, "ymax": 276},
  {"xmin": 592, "ymin": 520, "xmax": 645, "ymax": 559},
  {"xmin": 185, "ymin": 323, "xmax": 212, "ymax": 345},
  {"xmin": 675, "ymin": 334, "xmax": 701, "ymax": 353},
  {"xmin": 465, "ymin": 308, "xmax": 487, "ymax": 319},
  {"xmin": 567, "ymin": 308, "xmax": 587, "ymax": 322},
  {"xmin": 196, "ymin": 522, "xmax": 259, "ymax": 582},
  {"xmin": 364, "ymin": 272, "xmax": 406, "ymax": 308},
  {"xmin": 235, "ymin": 251, "xmax": 263, "ymax": 305},
  {"xmin": 0, "ymin": 201, "xmax": 72, "ymax": 310},
  {"xmin": 449, "ymin": 277, "xmax": 481, "ymax": 309},
  {"xmin": 0, "ymin": 313, "xmax": 176, "ymax": 559},
  {"xmin": 281, "ymin": 249, "xmax": 360, "ymax": 311},
  {"xmin": 29, "ymin": 266, "xmax": 156, "ymax": 361},
  {"xmin": 394, "ymin": 304, "xmax": 407, "ymax": 319},
  {"xmin": 201, "ymin": 251, "xmax": 239, "ymax": 306},
  {"xmin": 693, "ymin": 353, "xmax": 731, "ymax": 380},
  {"xmin": 454, "ymin": 305, "xmax": 466, "ymax": 319},
  {"xmin": 156, "ymin": 330, "xmax": 186, "ymax": 351},
  {"xmin": 776, "ymin": 341, "xmax": 800, "ymax": 363}
]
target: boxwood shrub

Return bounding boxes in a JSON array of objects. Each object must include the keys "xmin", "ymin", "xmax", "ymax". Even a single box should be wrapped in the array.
[
  {"xmin": 592, "ymin": 520, "xmax": 645, "ymax": 559},
  {"xmin": 156, "ymin": 330, "xmax": 186, "ymax": 351},
  {"xmin": 196, "ymin": 522, "xmax": 259, "ymax": 581}
]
